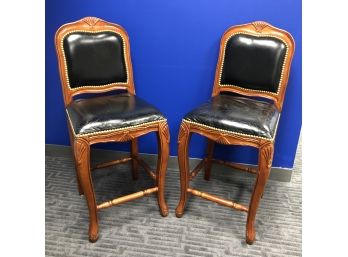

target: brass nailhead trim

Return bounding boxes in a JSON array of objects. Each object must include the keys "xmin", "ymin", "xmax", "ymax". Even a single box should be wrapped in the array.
[
  {"xmin": 219, "ymin": 32, "xmax": 289, "ymax": 96},
  {"xmin": 66, "ymin": 109, "xmax": 166, "ymax": 138},
  {"xmin": 183, "ymin": 119, "xmax": 274, "ymax": 141},
  {"xmin": 61, "ymin": 30, "xmax": 129, "ymax": 90}
]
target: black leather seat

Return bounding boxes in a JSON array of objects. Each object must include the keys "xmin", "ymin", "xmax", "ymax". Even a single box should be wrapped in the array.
[
  {"xmin": 66, "ymin": 94, "xmax": 166, "ymax": 136},
  {"xmin": 184, "ymin": 94, "xmax": 280, "ymax": 140}
]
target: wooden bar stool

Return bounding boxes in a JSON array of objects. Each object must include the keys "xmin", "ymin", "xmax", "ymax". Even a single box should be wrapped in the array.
[
  {"xmin": 175, "ymin": 21, "xmax": 295, "ymax": 244},
  {"xmin": 55, "ymin": 17, "xmax": 169, "ymax": 242}
]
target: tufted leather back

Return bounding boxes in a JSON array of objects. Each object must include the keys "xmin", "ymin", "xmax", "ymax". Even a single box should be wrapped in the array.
[
  {"xmin": 62, "ymin": 31, "xmax": 127, "ymax": 89},
  {"xmin": 220, "ymin": 34, "xmax": 287, "ymax": 94}
]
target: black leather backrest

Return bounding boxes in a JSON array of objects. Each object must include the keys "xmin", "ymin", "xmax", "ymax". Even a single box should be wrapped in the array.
[
  {"xmin": 220, "ymin": 34, "xmax": 287, "ymax": 94},
  {"xmin": 63, "ymin": 31, "xmax": 127, "ymax": 88}
]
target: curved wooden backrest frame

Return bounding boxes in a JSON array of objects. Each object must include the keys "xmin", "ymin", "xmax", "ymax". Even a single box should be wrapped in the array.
[
  {"xmin": 55, "ymin": 17, "xmax": 135, "ymax": 107},
  {"xmin": 212, "ymin": 21, "xmax": 295, "ymax": 111}
]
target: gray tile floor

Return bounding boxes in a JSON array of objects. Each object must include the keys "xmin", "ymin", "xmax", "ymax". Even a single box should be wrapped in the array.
[{"xmin": 45, "ymin": 141, "xmax": 301, "ymax": 257}]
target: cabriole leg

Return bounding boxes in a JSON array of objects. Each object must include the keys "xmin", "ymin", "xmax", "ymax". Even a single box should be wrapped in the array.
[
  {"xmin": 156, "ymin": 122, "xmax": 170, "ymax": 217},
  {"xmin": 175, "ymin": 122, "xmax": 191, "ymax": 218},
  {"xmin": 246, "ymin": 143, "xmax": 274, "ymax": 244},
  {"xmin": 74, "ymin": 138, "xmax": 99, "ymax": 242},
  {"xmin": 68, "ymin": 124, "xmax": 83, "ymax": 195}
]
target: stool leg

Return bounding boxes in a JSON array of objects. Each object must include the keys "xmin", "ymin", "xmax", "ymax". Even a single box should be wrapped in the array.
[
  {"xmin": 175, "ymin": 122, "xmax": 191, "ymax": 218},
  {"xmin": 204, "ymin": 140, "xmax": 215, "ymax": 181},
  {"xmin": 156, "ymin": 122, "xmax": 169, "ymax": 217},
  {"xmin": 68, "ymin": 125, "xmax": 83, "ymax": 195},
  {"xmin": 246, "ymin": 143, "xmax": 273, "ymax": 244},
  {"xmin": 74, "ymin": 138, "xmax": 99, "ymax": 242},
  {"xmin": 131, "ymin": 139, "xmax": 139, "ymax": 180}
]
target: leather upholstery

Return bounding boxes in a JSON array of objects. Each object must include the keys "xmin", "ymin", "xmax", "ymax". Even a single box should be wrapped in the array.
[
  {"xmin": 184, "ymin": 94, "xmax": 280, "ymax": 139},
  {"xmin": 220, "ymin": 34, "xmax": 287, "ymax": 93},
  {"xmin": 66, "ymin": 94, "xmax": 165, "ymax": 135},
  {"xmin": 63, "ymin": 31, "xmax": 127, "ymax": 88}
]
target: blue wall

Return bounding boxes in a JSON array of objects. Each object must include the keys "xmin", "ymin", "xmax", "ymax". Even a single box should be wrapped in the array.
[{"xmin": 46, "ymin": 0, "xmax": 302, "ymax": 168}]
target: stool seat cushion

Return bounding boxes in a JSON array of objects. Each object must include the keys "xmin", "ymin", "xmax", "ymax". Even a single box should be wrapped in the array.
[
  {"xmin": 184, "ymin": 95, "xmax": 280, "ymax": 140},
  {"xmin": 66, "ymin": 94, "xmax": 166, "ymax": 136}
]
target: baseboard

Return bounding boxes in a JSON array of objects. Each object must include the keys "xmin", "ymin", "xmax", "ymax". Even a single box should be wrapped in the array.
[{"xmin": 45, "ymin": 144, "xmax": 292, "ymax": 182}]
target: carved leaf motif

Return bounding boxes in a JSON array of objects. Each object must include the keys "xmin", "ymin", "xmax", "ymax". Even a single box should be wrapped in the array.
[
  {"xmin": 75, "ymin": 140, "xmax": 87, "ymax": 164},
  {"xmin": 86, "ymin": 122, "xmax": 161, "ymax": 143},
  {"xmin": 178, "ymin": 122, "xmax": 190, "ymax": 143},
  {"xmin": 252, "ymin": 21, "xmax": 268, "ymax": 33},
  {"xmin": 118, "ymin": 132, "xmax": 134, "ymax": 142},
  {"xmin": 83, "ymin": 17, "xmax": 100, "ymax": 26},
  {"xmin": 185, "ymin": 121, "xmax": 263, "ymax": 147},
  {"xmin": 261, "ymin": 143, "xmax": 274, "ymax": 168},
  {"xmin": 216, "ymin": 134, "xmax": 231, "ymax": 145},
  {"xmin": 159, "ymin": 122, "xmax": 170, "ymax": 143}
]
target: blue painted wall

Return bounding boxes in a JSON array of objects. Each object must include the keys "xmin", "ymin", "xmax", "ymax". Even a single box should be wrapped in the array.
[{"xmin": 46, "ymin": 0, "xmax": 302, "ymax": 168}]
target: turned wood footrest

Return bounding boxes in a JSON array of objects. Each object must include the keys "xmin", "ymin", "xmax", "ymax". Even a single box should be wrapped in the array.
[
  {"xmin": 91, "ymin": 156, "xmax": 157, "ymax": 181},
  {"xmin": 92, "ymin": 157, "xmax": 132, "ymax": 171},
  {"xmin": 187, "ymin": 188, "xmax": 248, "ymax": 212},
  {"xmin": 134, "ymin": 157, "xmax": 157, "ymax": 180},
  {"xmin": 212, "ymin": 159, "xmax": 257, "ymax": 174},
  {"xmin": 188, "ymin": 158, "xmax": 258, "ymax": 182},
  {"xmin": 189, "ymin": 159, "xmax": 206, "ymax": 180},
  {"xmin": 97, "ymin": 187, "xmax": 158, "ymax": 210}
]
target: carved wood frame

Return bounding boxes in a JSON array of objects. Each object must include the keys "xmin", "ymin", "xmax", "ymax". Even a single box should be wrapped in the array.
[
  {"xmin": 175, "ymin": 21, "xmax": 294, "ymax": 245},
  {"xmin": 55, "ymin": 17, "xmax": 136, "ymax": 107},
  {"xmin": 212, "ymin": 21, "xmax": 295, "ymax": 111},
  {"xmin": 55, "ymin": 17, "xmax": 169, "ymax": 242}
]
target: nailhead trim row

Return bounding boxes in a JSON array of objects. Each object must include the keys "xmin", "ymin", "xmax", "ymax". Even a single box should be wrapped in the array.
[
  {"xmin": 183, "ymin": 119, "xmax": 275, "ymax": 141},
  {"xmin": 66, "ymin": 109, "xmax": 166, "ymax": 138}
]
